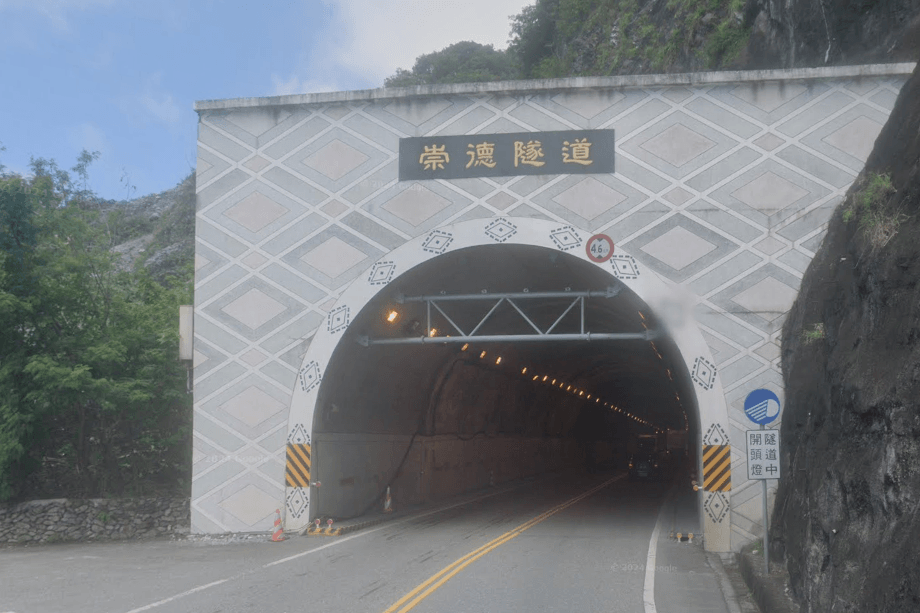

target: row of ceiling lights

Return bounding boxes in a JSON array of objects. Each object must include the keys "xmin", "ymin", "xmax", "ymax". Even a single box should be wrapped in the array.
[
  {"xmin": 386, "ymin": 308, "xmax": 678, "ymax": 434},
  {"xmin": 457, "ymin": 341, "xmax": 664, "ymax": 434}
]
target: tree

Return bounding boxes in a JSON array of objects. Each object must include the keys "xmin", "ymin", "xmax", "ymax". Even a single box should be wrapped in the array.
[
  {"xmin": 384, "ymin": 41, "xmax": 517, "ymax": 87},
  {"xmin": 508, "ymin": 0, "xmax": 561, "ymax": 77},
  {"xmin": 0, "ymin": 152, "xmax": 191, "ymax": 500}
]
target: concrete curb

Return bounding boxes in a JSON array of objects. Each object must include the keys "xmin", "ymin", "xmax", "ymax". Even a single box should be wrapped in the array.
[{"xmin": 738, "ymin": 549, "xmax": 801, "ymax": 613}]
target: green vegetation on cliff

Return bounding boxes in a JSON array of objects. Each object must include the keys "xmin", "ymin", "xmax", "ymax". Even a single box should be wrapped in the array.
[{"xmin": 387, "ymin": 0, "xmax": 751, "ymax": 85}]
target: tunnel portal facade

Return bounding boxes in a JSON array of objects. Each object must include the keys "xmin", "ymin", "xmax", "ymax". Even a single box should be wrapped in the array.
[{"xmin": 192, "ymin": 64, "xmax": 913, "ymax": 551}]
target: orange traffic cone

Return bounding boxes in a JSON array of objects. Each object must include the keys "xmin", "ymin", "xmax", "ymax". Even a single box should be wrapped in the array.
[{"xmin": 271, "ymin": 508, "xmax": 286, "ymax": 542}]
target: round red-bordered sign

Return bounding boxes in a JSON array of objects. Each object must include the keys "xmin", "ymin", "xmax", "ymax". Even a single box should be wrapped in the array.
[{"xmin": 586, "ymin": 234, "xmax": 615, "ymax": 263}]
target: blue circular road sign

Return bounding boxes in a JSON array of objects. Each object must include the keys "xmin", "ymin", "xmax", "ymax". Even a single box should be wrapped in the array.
[{"xmin": 744, "ymin": 389, "xmax": 780, "ymax": 425}]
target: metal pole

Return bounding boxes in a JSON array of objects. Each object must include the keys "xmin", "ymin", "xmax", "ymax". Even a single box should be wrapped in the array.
[
  {"xmin": 358, "ymin": 331, "xmax": 658, "ymax": 345},
  {"xmin": 761, "ymin": 423, "xmax": 769, "ymax": 573},
  {"xmin": 400, "ymin": 288, "xmax": 619, "ymax": 302}
]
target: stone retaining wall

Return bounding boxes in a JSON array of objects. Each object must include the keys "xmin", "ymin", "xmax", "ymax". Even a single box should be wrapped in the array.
[{"xmin": 0, "ymin": 497, "xmax": 189, "ymax": 544}]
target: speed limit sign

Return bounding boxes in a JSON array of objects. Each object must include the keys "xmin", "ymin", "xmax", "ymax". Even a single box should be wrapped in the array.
[{"xmin": 586, "ymin": 234, "xmax": 615, "ymax": 263}]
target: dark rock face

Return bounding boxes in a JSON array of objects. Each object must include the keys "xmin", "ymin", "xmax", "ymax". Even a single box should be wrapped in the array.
[
  {"xmin": 743, "ymin": 0, "xmax": 920, "ymax": 68},
  {"xmin": 774, "ymin": 63, "xmax": 920, "ymax": 612}
]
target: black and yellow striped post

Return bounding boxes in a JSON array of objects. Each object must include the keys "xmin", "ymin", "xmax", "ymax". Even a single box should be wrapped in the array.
[
  {"xmin": 286, "ymin": 443, "xmax": 311, "ymax": 488},
  {"xmin": 702, "ymin": 444, "xmax": 731, "ymax": 491}
]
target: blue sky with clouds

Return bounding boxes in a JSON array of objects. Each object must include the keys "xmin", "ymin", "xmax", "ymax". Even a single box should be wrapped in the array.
[{"xmin": 0, "ymin": 0, "xmax": 531, "ymax": 200}]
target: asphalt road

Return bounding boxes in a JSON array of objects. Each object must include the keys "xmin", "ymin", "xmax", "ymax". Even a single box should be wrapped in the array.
[{"xmin": 0, "ymin": 473, "xmax": 742, "ymax": 613}]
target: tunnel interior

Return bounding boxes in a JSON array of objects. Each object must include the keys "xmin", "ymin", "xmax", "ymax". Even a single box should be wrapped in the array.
[{"xmin": 311, "ymin": 244, "xmax": 700, "ymax": 520}]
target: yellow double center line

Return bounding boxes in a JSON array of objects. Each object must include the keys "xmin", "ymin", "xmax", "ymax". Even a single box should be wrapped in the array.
[{"xmin": 383, "ymin": 475, "xmax": 622, "ymax": 613}]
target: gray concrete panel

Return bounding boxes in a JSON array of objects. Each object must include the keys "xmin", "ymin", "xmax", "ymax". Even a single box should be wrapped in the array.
[
  {"xmin": 259, "ymin": 212, "xmax": 327, "ymax": 256},
  {"xmin": 262, "ymin": 116, "xmax": 330, "ymax": 160},
  {"xmin": 193, "ymin": 361, "xmax": 248, "ymax": 400},
  {"xmin": 340, "ymin": 211, "xmax": 408, "ymax": 251},
  {"xmin": 686, "ymin": 96, "xmax": 761, "ymax": 139},
  {"xmin": 196, "ymin": 169, "xmax": 248, "ymax": 210},
  {"xmin": 432, "ymin": 104, "xmax": 498, "ymax": 136},
  {"xmin": 196, "ymin": 218, "xmax": 250, "ymax": 257},
  {"xmin": 260, "ymin": 311, "xmax": 324, "ymax": 354},
  {"xmin": 776, "ymin": 145, "xmax": 856, "ymax": 188}
]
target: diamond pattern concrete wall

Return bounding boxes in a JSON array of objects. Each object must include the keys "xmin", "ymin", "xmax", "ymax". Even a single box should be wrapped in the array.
[{"xmin": 193, "ymin": 65, "xmax": 912, "ymax": 548}]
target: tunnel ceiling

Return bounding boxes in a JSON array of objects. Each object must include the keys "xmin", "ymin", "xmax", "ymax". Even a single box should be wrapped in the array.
[{"xmin": 317, "ymin": 244, "xmax": 696, "ymax": 436}]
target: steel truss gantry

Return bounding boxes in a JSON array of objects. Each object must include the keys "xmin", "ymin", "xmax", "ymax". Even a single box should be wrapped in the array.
[{"xmin": 357, "ymin": 287, "xmax": 659, "ymax": 346}]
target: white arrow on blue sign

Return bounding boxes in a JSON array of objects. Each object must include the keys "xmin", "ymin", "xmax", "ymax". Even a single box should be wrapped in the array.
[{"xmin": 743, "ymin": 389, "xmax": 781, "ymax": 425}]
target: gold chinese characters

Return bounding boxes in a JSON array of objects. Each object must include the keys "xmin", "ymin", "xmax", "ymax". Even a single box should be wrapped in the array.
[
  {"xmin": 466, "ymin": 142, "xmax": 497, "ymax": 168},
  {"xmin": 418, "ymin": 138, "xmax": 595, "ymax": 171},
  {"xmin": 419, "ymin": 144, "xmax": 449, "ymax": 170},
  {"xmin": 562, "ymin": 138, "xmax": 593, "ymax": 166},
  {"xmin": 514, "ymin": 140, "xmax": 545, "ymax": 167}
]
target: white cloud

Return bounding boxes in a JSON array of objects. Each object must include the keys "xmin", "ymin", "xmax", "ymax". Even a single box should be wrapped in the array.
[
  {"xmin": 114, "ymin": 72, "xmax": 185, "ymax": 132},
  {"xmin": 137, "ymin": 72, "xmax": 183, "ymax": 126},
  {"xmin": 275, "ymin": 0, "xmax": 531, "ymax": 95},
  {"xmin": 270, "ymin": 74, "xmax": 340, "ymax": 96},
  {"xmin": 68, "ymin": 121, "xmax": 109, "ymax": 154},
  {"xmin": 0, "ymin": 0, "xmax": 117, "ymax": 30}
]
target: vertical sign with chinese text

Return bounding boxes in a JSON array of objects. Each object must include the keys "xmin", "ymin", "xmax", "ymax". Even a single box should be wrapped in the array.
[
  {"xmin": 746, "ymin": 430, "xmax": 780, "ymax": 480},
  {"xmin": 399, "ymin": 130, "xmax": 615, "ymax": 180}
]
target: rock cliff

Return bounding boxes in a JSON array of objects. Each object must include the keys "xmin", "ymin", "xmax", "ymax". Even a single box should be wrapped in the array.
[
  {"xmin": 743, "ymin": 0, "xmax": 920, "ymax": 68},
  {"xmin": 774, "ymin": 62, "xmax": 920, "ymax": 612}
]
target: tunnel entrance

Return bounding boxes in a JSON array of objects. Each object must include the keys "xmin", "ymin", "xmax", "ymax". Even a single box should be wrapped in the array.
[{"xmin": 285, "ymin": 218, "xmax": 731, "ymax": 551}]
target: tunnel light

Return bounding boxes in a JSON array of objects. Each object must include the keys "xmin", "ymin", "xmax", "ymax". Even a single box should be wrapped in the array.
[
  {"xmin": 666, "ymin": 369, "xmax": 673, "ymax": 380},
  {"xmin": 480, "ymin": 350, "xmax": 487, "ymax": 359},
  {"xmin": 522, "ymin": 367, "xmax": 527, "ymax": 375},
  {"xmin": 543, "ymin": 375, "xmax": 548, "ymax": 381},
  {"xmin": 552, "ymin": 379, "xmax": 556, "ymax": 384},
  {"xmin": 596, "ymin": 398, "xmax": 600, "ymax": 403},
  {"xmin": 386, "ymin": 310, "xmax": 399, "ymax": 323},
  {"xmin": 586, "ymin": 394, "xmax": 591, "ymax": 399},
  {"xmin": 532, "ymin": 375, "xmax": 538, "ymax": 381},
  {"xmin": 579, "ymin": 391, "xmax": 584, "ymax": 396},
  {"xmin": 429, "ymin": 328, "xmax": 438, "ymax": 337},
  {"xmin": 567, "ymin": 385, "xmax": 572, "ymax": 391},
  {"xmin": 638, "ymin": 311, "xmax": 645, "ymax": 320},
  {"xmin": 495, "ymin": 356, "xmax": 502, "ymax": 365},
  {"xmin": 461, "ymin": 343, "xmax": 469, "ymax": 351}
]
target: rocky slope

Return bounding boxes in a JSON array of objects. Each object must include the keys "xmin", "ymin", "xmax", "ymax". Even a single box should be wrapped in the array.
[
  {"xmin": 503, "ymin": 0, "xmax": 920, "ymax": 79},
  {"xmin": 99, "ymin": 172, "xmax": 195, "ymax": 281},
  {"xmin": 742, "ymin": 0, "xmax": 920, "ymax": 69},
  {"xmin": 774, "ymin": 62, "xmax": 920, "ymax": 612}
]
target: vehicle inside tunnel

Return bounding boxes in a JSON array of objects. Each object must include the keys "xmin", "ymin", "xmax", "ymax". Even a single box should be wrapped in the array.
[{"xmin": 309, "ymin": 244, "xmax": 700, "ymax": 521}]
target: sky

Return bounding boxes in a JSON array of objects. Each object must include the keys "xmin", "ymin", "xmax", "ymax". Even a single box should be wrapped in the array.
[{"xmin": 0, "ymin": 0, "xmax": 532, "ymax": 200}]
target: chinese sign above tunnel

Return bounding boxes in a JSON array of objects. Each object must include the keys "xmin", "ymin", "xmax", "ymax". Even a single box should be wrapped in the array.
[{"xmin": 399, "ymin": 129, "xmax": 615, "ymax": 180}]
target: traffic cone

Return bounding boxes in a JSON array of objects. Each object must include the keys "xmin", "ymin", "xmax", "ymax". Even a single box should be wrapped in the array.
[
  {"xmin": 271, "ymin": 508, "xmax": 286, "ymax": 542},
  {"xmin": 383, "ymin": 486, "xmax": 393, "ymax": 513}
]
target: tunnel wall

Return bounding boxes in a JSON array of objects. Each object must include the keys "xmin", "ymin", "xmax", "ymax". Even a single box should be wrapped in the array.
[
  {"xmin": 192, "ymin": 64, "xmax": 913, "ymax": 549},
  {"xmin": 311, "ymin": 355, "xmax": 607, "ymax": 518},
  {"xmin": 313, "ymin": 433, "xmax": 592, "ymax": 518}
]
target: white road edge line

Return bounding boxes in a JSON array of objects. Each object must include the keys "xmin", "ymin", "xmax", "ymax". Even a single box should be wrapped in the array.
[
  {"xmin": 123, "ymin": 579, "xmax": 229, "ymax": 613},
  {"xmin": 643, "ymin": 493, "xmax": 671, "ymax": 613},
  {"xmin": 122, "ymin": 477, "xmax": 543, "ymax": 612}
]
